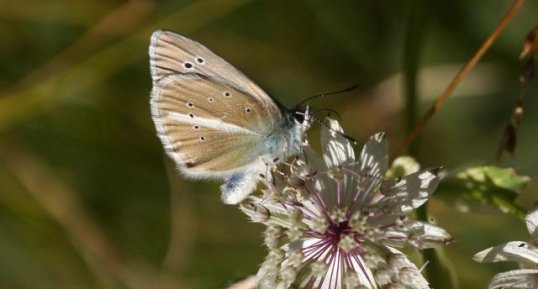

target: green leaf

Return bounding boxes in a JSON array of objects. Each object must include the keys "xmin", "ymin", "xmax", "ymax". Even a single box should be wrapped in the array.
[
  {"xmin": 436, "ymin": 166, "xmax": 529, "ymax": 218},
  {"xmin": 462, "ymin": 166, "xmax": 530, "ymax": 192}
]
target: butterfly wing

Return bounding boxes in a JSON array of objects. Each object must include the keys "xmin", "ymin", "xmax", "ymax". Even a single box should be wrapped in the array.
[
  {"xmin": 149, "ymin": 31, "xmax": 296, "ymax": 204},
  {"xmin": 151, "ymin": 73, "xmax": 275, "ymax": 176},
  {"xmin": 149, "ymin": 30, "xmax": 282, "ymax": 128}
]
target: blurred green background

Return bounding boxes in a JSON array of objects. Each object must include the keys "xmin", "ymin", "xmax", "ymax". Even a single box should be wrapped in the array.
[{"xmin": 1, "ymin": 0, "xmax": 537, "ymax": 288}]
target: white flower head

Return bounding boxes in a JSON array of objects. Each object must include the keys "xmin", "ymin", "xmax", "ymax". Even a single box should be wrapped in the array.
[
  {"xmin": 474, "ymin": 203, "xmax": 538, "ymax": 289},
  {"xmin": 241, "ymin": 119, "xmax": 453, "ymax": 289}
]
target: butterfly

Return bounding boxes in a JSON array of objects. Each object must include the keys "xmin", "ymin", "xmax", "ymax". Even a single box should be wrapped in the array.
[{"xmin": 149, "ymin": 30, "xmax": 312, "ymax": 204}]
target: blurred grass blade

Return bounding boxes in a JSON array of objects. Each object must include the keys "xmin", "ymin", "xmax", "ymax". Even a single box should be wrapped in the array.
[
  {"xmin": 391, "ymin": 0, "xmax": 526, "ymax": 158},
  {"xmin": 3, "ymin": 144, "xmax": 146, "ymax": 289},
  {"xmin": 0, "ymin": 0, "xmax": 254, "ymax": 132},
  {"xmin": 14, "ymin": 0, "xmax": 155, "ymax": 89}
]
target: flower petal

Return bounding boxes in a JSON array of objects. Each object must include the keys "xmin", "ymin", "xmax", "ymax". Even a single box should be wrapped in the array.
[
  {"xmin": 408, "ymin": 222, "xmax": 454, "ymax": 248},
  {"xmin": 473, "ymin": 241, "xmax": 538, "ymax": 264},
  {"xmin": 377, "ymin": 169, "xmax": 440, "ymax": 213},
  {"xmin": 486, "ymin": 269, "xmax": 538, "ymax": 289},
  {"xmin": 379, "ymin": 246, "xmax": 431, "ymax": 289},
  {"xmin": 357, "ymin": 133, "xmax": 388, "ymax": 203},
  {"xmin": 321, "ymin": 118, "xmax": 355, "ymax": 168},
  {"xmin": 526, "ymin": 203, "xmax": 538, "ymax": 241},
  {"xmin": 378, "ymin": 221, "xmax": 453, "ymax": 249},
  {"xmin": 398, "ymin": 267, "xmax": 431, "ymax": 289}
]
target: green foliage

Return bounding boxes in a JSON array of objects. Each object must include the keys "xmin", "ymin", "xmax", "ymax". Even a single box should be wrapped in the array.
[{"xmin": 438, "ymin": 166, "xmax": 530, "ymax": 218}]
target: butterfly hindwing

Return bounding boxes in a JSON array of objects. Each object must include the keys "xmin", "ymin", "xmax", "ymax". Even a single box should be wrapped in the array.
[{"xmin": 153, "ymin": 73, "xmax": 273, "ymax": 130}]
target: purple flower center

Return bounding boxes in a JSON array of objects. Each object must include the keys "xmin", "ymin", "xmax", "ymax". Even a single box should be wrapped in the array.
[{"xmin": 327, "ymin": 221, "xmax": 352, "ymax": 242}]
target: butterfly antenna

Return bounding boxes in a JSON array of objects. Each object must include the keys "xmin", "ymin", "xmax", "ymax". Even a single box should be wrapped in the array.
[
  {"xmin": 310, "ymin": 113, "xmax": 358, "ymax": 145},
  {"xmin": 295, "ymin": 84, "xmax": 359, "ymax": 109}
]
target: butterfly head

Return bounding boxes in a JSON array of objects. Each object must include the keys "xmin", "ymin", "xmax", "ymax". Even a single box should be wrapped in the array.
[{"xmin": 272, "ymin": 105, "xmax": 312, "ymax": 160}]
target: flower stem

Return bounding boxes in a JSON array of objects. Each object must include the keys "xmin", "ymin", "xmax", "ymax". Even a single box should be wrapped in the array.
[
  {"xmin": 402, "ymin": 0, "xmax": 427, "ymax": 157},
  {"xmin": 402, "ymin": 0, "xmax": 442, "ymax": 286}
]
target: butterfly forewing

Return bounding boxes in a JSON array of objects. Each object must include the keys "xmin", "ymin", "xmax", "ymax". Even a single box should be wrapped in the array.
[
  {"xmin": 149, "ymin": 30, "xmax": 281, "ymax": 124},
  {"xmin": 154, "ymin": 74, "xmax": 271, "ymax": 130}
]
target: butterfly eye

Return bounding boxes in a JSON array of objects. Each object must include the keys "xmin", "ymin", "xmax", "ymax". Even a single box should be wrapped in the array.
[
  {"xmin": 200, "ymin": 136, "xmax": 206, "ymax": 141},
  {"xmin": 193, "ymin": 125, "xmax": 200, "ymax": 130},
  {"xmin": 188, "ymin": 113, "xmax": 194, "ymax": 118},
  {"xmin": 196, "ymin": 57, "xmax": 205, "ymax": 64},
  {"xmin": 187, "ymin": 102, "xmax": 194, "ymax": 107},
  {"xmin": 291, "ymin": 110, "xmax": 305, "ymax": 123},
  {"xmin": 223, "ymin": 92, "xmax": 231, "ymax": 97},
  {"xmin": 183, "ymin": 62, "xmax": 194, "ymax": 69},
  {"xmin": 245, "ymin": 107, "xmax": 252, "ymax": 113},
  {"xmin": 208, "ymin": 97, "xmax": 214, "ymax": 102}
]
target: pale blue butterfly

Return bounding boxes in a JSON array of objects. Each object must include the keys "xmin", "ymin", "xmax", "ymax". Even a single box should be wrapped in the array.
[{"xmin": 149, "ymin": 30, "xmax": 311, "ymax": 204}]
